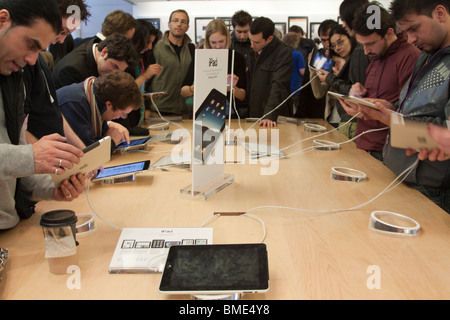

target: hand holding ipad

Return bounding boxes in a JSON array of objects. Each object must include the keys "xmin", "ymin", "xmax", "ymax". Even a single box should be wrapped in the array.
[
  {"xmin": 328, "ymin": 91, "xmax": 379, "ymax": 110},
  {"xmin": 390, "ymin": 113, "xmax": 439, "ymax": 150},
  {"xmin": 52, "ymin": 136, "xmax": 111, "ymax": 187}
]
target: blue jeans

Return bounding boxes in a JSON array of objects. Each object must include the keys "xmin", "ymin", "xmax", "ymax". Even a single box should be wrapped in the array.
[{"xmin": 407, "ymin": 183, "xmax": 450, "ymax": 214}]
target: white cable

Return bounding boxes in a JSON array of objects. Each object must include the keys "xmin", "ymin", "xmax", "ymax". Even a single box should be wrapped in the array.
[
  {"xmin": 150, "ymin": 96, "xmax": 187, "ymax": 131},
  {"xmin": 245, "ymin": 75, "xmax": 320, "ymax": 131},
  {"xmin": 244, "ymin": 157, "xmax": 419, "ymax": 215},
  {"xmin": 279, "ymin": 112, "xmax": 360, "ymax": 152},
  {"xmin": 200, "ymin": 213, "xmax": 267, "ymax": 243},
  {"xmin": 85, "ymin": 177, "xmax": 123, "ymax": 230}
]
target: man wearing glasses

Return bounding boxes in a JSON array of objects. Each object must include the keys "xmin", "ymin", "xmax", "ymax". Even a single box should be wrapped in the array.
[
  {"xmin": 149, "ymin": 9, "xmax": 195, "ymax": 116},
  {"xmin": 57, "ymin": 71, "xmax": 143, "ymax": 151}
]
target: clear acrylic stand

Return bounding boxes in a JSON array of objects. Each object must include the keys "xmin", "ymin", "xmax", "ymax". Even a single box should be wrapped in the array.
[{"xmin": 180, "ymin": 173, "xmax": 234, "ymax": 201}]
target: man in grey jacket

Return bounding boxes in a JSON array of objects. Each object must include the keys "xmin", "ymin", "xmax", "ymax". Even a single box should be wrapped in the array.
[
  {"xmin": 150, "ymin": 9, "xmax": 194, "ymax": 116},
  {"xmin": 0, "ymin": 0, "xmax": 85, "ymax": 230},
  {"xmin": 341, "ymin": 0, "xmax": 450, "ymax": 213}
]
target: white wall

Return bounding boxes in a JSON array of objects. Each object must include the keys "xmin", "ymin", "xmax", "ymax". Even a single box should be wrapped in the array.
[
  {"xmin": 76, "ymin": 0, "xmax": 133, "ymax": 39},
  {"xmin": 132, "ymin": 0, "xmax": 392, "ymax": 43},
  {"xmin": 78, "ymin": 0, "xmax": 392, "ymax": 41}
]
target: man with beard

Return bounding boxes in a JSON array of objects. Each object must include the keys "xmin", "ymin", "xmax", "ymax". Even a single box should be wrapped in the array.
[
  {"xmin": 339, "ymin": 0, "xmax": 450, "ymax": 213},
  {"xmin": 340, "ymin": 2, "xmax": 420, "ymax": 161}
]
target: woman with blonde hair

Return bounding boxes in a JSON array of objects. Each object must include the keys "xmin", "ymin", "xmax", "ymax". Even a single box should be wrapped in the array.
[{"xmin": 181, "ymin": 19, "xmax": 248, "ymax": 116}]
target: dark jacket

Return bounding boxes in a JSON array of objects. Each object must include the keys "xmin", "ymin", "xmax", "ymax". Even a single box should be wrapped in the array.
[
  {"xmin": 384, "ymin": 46, "xmax": 450, "ymax": 188},
  {"xmin": 325, "ymin": 45, "xmax": 371, "ymax": 122},
  {"xmin": 230, "ymin": 36, "xmax": 253, "ymax": 70},
  {"xmin": 56, "ymin": 82, "xmax": 109, "ymax": 148},
  {"xmin": 248, "ymin": 36, "xmax": 293, "ymax": 121},
  {"xmin": 23, "ymin": 54, "xmax": 64, "ymax": 139},
  {"xmin": 53, "ymin": 37, "xmax": 98, "ymax": 89}
]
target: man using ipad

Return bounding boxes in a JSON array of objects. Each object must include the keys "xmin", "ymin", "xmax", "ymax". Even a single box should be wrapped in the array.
[
  {"xmin": 57, "ymin": 71, "xmax": 143, "ymax": 150},
  {"xmin": 340, "ymin": 0, "xmax": 450, "ymax": 213},
  {"xmin": 0, "ymin": 0, "xmax": 86, "ymax": 230},
  {"xmin": 340, "ymin": 2, "xmax": 420, "ymax": 161}
]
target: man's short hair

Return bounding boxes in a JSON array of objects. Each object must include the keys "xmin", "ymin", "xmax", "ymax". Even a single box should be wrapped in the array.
[
  {"xmin": 55, "ymin": 0, "xmax": 90, "ymax": 22},
  {"xmin": 97, "ymin": 33, "xmax": 138, "ymax": 69},
  {"xmin": 101, "ymin": 10, "xmax": 136, "ymax": 37},
  {"xmin": 389, "ymin": 0, "xmax": 450, "ymax": 21},
  {"xmin": 169, "ymin": 9, "xmax": 190, "ymax": 24},
  {"xmin": 288, "ymin": 25, "xmax": 305, "ymax": 36},
  {"xmin": 250, "ymin": 17, "xmax": 275, "ymax": 39},
  {"xmin": 0, "ymin": 0, "xmax": 62, "ymax": 34},
  {"xmin": 339, "ymin": 0, "xmax": 369, "ymax": 28},
  {"xmin": 94, "ymin": 71, "xmax": 143, "ymax": 111},
  {"xmin": 231, "ymin": 10, "xmax": 252, "ymax": 28},
  {"xmin": 318, "ymin": 19, "xmax": 339, "ymax": 36},
  {"xmin": 352, "ymin": 2, "xmax": 395, "ymax": 37}
]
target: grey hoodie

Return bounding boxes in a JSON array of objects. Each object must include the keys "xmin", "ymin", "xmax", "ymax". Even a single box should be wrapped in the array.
[{"xmin": 0, "ymin": 89, "xmax": 54, "ymax": 230}]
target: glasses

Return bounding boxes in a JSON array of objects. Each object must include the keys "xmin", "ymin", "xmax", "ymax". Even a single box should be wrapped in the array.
[
  {"xmin": 330, "ymin": 38, "xmax": 346, "ymax": 50},
  {"xmin": 170, "ymin": 18, "xmax": 188, "ymax": 25}
]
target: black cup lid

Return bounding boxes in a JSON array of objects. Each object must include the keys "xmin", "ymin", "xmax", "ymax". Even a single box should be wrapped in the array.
[{"xmin": 40, "ymin": 210, "xmax": 78, "ymax": 228}]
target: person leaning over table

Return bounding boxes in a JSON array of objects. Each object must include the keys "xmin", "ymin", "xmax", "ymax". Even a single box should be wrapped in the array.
[
  {"xmin": 23, "ymin": 0, "xmax": 91, "ymax": 151},
  {"xmin": 57, "ymin": 71, "xmax": 143, "ymax": 152},
  {"xmin": 0, "ymin": 0, "xmax": 86, "ymax": 230},
  {"xmin": 53, "ymin": 33, "xmax": 137, "ymax": 90},
  {"xmin": 338, "ymin": 0, "xmax": 450, "ymax": 214},
  {"xmin": 340, "ymin": 2, "xmax": 421, "ymax": 162}
]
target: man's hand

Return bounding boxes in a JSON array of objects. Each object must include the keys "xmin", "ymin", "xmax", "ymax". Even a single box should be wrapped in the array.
[
  {"xmin": 106, "ymin": 122, "xmax": 130, "ymax": 146},
  {"xmin": 259, "ymin": 119, "xmax": 277, "ymax": 128},
  {"xmin": 349, "ymin": 82, "xmax": 367, "ymax": 98},
  {"xmin": 317, "ymin": 69, "xmax": 329, "ymax": 82},
  {"xmin": 32, "ymin": 134, "xmax": 84, "ymax": 175},
  {"xmin": 337, "ymin": 98, "xmax": 362, "ymax": 118},
  {"xmin": 359, "ymin": 98, "xmax": 396, "ymax": 126},
  {"xmin": 53, "ymin": 173, "xmax": 85, "ymax": 201},
  {"xmin": 406, "ymin": 123, "xmax": 450, "ymax": 161}
]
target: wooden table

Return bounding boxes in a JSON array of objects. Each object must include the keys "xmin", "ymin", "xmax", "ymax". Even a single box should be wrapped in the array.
[{"xmin": 1, "ymin": 119, "xmax": 449, "ymax": 300}]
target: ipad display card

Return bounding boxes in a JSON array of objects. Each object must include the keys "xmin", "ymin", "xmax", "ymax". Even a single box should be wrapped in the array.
[
  {"xmin": 108, "ymin": 228, "xmax": 213, "ymax": 274},
  {"xmin": 159, "ymin": 243, "xmax": 269, "ymax": 295},
  {"xmin": 194, "ymin": 89, "xmax": 227, "ymax": 163}
]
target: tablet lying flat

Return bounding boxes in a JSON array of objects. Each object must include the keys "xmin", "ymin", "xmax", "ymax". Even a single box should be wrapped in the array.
[
  {"xmin": 390, "ymin": 113, "xmax": 439, "ymax": 150},
  {"xmin": 159, "ymin": 243, "xmax": 269, "ymax": 295},
  {"xmin": 51, "ymin": 136, "xmax": 111, "ymax": 187},
  {"xmin": 328, "ymin": 91, "xmax": 379, "ymax": 109}
]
